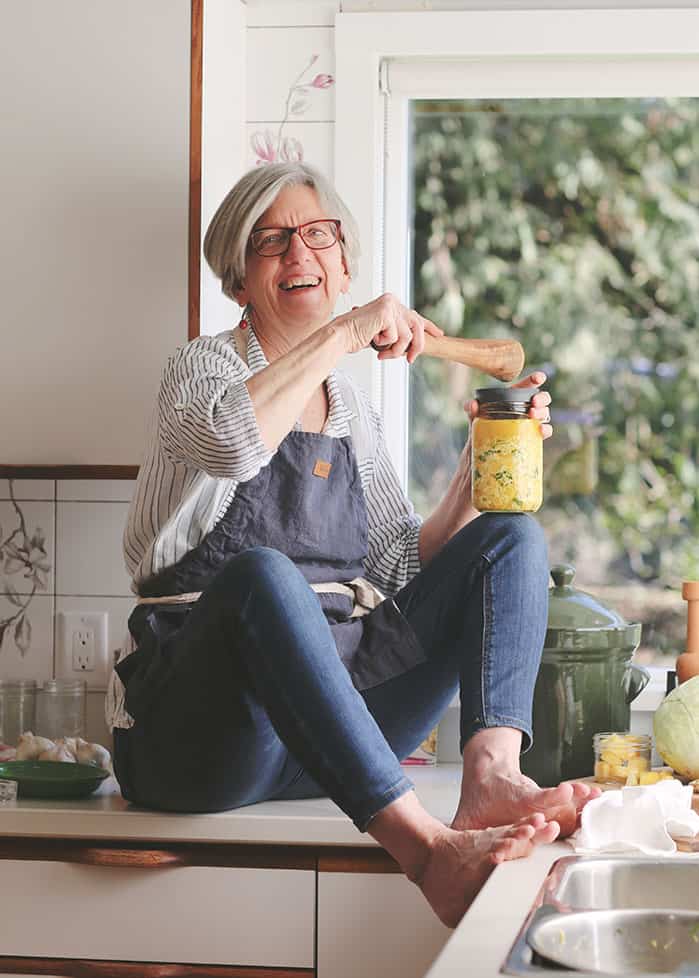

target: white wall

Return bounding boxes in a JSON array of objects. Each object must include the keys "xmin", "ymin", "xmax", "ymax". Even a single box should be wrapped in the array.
[{"xmin": 1, "ymin": 1, "xmax": 191, "ymax": 465}]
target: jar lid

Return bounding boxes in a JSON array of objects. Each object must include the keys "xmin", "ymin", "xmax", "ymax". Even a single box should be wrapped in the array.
[
  {"xmin": 545, "ymin": 564, "xmax": 642, "ymax": 653},
  {"xmin": 475, "ymin": 385, "xmax": 539, "ymax": 404},
  {"xmin": 0, "ymin": 679, "xmax": 37, "ymax": 690}
]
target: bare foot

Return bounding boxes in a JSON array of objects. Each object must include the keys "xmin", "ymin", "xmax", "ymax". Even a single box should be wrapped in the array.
[
  {"xmin": 451, "ymin": 771, "xmax": 600, "ymax": 838},
  {"xmin": 414, "ymin": 814, "xmax": 560, "ymax": 929}
]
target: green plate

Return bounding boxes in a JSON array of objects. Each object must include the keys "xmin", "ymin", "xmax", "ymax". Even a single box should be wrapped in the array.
[{"xmin": 0, "ymin": 761, "xmax": 109, "ymax": 799}]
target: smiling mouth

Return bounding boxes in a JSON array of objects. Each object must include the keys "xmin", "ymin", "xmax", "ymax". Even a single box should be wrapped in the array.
[{"xmin": 279, "ymin": 276, "xmax": 321, "ymax": 291}]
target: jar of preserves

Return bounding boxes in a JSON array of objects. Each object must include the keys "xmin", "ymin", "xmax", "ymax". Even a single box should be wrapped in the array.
[
  {"xmin": 593, "ymin": 732, "xmax": 653, "ymax": 785},
  {"xmin": 471, "ymin": 385, "xmax": 543, "ymax": 513},
  {"xmin": 0, "ymin": 680, "xmax": 37, "ymax": 746}
]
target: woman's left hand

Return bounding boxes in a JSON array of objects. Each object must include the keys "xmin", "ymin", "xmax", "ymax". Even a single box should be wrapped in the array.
[{"xmin": 466, "ymin": 371, "xmax": 553, "ymax": 440}]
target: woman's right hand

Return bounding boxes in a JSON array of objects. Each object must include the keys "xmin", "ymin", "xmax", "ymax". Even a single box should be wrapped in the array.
[{"xmin": 335, "ymin": 293, "xmax": 444, "ymax": 365}]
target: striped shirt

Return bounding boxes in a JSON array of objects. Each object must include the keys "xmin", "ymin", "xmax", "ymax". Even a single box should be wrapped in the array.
[{"xmin": 107, "ymin": 326, "xmax": 423, "ymax": 729}]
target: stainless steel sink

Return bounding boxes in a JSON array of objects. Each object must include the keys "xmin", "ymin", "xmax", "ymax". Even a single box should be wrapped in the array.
[
  {"xmin": 503, "ymin": 855, "xmax": 699, "ymax": 976},
  {"xmin": 555, "ymin": 858, "xmax": 699, "ymax": 913}
]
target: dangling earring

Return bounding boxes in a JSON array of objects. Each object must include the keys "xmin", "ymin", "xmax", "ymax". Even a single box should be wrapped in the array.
[{"xmin": 238, "ymin": 304, "xmax": 252, "ymax": 330}]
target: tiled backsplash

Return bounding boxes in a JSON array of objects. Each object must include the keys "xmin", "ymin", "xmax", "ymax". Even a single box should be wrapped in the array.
[{"xmin": 0, "ymin": 479, "xmax": 136, "ymax": 750}]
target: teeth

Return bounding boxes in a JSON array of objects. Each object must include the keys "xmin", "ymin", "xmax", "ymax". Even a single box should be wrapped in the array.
[{"xmin": 280, "ymin": 276, "xmax": 321, "ymax": 291}]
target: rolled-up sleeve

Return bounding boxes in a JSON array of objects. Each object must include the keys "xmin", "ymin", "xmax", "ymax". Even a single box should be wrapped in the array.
[{"xmin": 158, "ymin": 336, "xmax": 275, "ymax": 482}]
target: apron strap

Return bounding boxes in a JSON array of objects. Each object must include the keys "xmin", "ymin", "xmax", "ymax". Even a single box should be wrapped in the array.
[{"xmin": 135, "ymin": 578, "xmax": 384, "ymax": 619}]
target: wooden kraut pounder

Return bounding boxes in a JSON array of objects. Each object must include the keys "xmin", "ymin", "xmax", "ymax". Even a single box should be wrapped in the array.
[
  {"xmin": 421, "ymin": 335, "xmax": 525, "ymax": 382},
  {"xmin": 677, "ymin": 581, "xmax": 699, "ymax": 684}
]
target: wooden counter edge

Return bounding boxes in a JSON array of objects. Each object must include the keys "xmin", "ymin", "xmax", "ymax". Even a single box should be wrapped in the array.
[
  {"xmin": 0, "ymin": 836, "xmax": 401, "ymax": 873},
  {"xmin": 0, "ymin": 957, "xmax": 311, "ymax": 977}
]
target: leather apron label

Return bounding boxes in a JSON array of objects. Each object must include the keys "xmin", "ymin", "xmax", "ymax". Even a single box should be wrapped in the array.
[{"xmin": 313, "ymin": 460, "xmax": 332, "ymax": 479}]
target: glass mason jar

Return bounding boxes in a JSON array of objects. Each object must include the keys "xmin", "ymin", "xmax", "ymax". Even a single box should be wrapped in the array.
[
  {"xmin": 0, "ymin": 680, "xmax": 37, "ymax": 746},
  {"xmin": 593, "ymin": 731, "xmax": 652, "ymax": 785},
  {"xmin": 36, "ymin": 679, "xmax": 87, "ymax": 741},
  {"xmin": 471, "ymin": 385, "xmax": 543, "ymax": 513}
]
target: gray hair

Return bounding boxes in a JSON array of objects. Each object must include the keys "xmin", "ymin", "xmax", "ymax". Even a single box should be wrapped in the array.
[{"xmin": 203, "ymin": 163, "xmax": 361, "ymax": 300}]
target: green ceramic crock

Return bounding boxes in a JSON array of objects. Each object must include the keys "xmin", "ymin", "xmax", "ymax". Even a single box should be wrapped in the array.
[{"xmin": 520, "ymin": 564, "xmax": 650, "ymax": 787}]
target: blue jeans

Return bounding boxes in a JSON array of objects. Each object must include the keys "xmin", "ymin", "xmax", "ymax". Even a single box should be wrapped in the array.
[{"xmin": 113, "ymin": 513, "xmax": 549, "ymax": 831}]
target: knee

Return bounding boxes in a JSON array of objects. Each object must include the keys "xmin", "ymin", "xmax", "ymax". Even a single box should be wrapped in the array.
[
  {"xmin": 481, "ymin": 513, "xmax": 549, "ymax": 576},
  {"xmin": 221, "ymin": 546, "xmax": 296, "ymax": 589}
]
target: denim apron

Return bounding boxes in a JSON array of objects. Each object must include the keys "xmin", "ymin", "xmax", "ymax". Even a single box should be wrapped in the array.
[{"xmin": 116, "ymin": 426, "xmax": 426, "ymax": 723}]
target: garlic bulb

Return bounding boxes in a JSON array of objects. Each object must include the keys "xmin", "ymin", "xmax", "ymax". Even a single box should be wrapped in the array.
[
  {"xmin": 15, "ymin": 731, "xmax": 111, "ymax": 771},
  {"xmin": 16, "ymin": 732, "xmax": 56, "ymax": 761},
  {"xmin": 74, "ymin": 738, "xmax": 112, "ymax": 771},
  {"xmin": 58, "ymin": 737, "xmax": 78, "ymax": 755},
  {"xmin": 37, "ymin": 745, "xmax": 75, "ymax": 763}
]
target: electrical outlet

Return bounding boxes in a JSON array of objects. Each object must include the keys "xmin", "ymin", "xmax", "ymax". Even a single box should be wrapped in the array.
[
  {"xmin": 72, "ymin": 628, "xmax": 95, "ymax": 672},
  {"xmin": 57, "ymin": 612, "xmax": 110, "ymax": 689}
]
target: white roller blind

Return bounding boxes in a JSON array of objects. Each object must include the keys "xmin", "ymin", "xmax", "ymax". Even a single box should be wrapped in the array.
[{"xmin": 381, "ymin": 56, "xmax": 699, "ymax": 99}]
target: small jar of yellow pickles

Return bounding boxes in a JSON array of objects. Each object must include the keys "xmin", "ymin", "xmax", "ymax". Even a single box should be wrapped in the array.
[{"xmin": 471, "ymin": 386, "xmax": 543, "ymax": 513}]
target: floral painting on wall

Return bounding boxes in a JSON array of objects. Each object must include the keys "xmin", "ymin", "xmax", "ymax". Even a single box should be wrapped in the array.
[
  {"xmin": 0, "ymin": 482, "xmax": 50, "ymax": 655},
  {"xmin": 251, "ymin": 54, "xmax": 334, "ymax": 165}
]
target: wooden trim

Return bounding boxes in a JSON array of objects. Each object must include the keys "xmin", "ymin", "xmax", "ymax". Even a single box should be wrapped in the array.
[
  {"xmin": 318, "ymin": 848, "xmax": 401, "ymax": 873},
  {"xmin": 0, "ymin": 837, "xmax": 401, "ymax": 873},
  {"xmin": 0, "ymin": 838, "xmax": 316, "ymax": 871},
  {"xmin": 0, "ymin": 959, "xmax": 312, "ymax": 978},
  {"xmin": 0, "ymin": 465, "xmax": 138, "ymax": 479},
  {"xmin": 189, "ymin": 0, "xmax": 203, "ymax": 340}
]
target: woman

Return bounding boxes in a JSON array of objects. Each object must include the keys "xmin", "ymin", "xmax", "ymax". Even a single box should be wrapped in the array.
[{"xmin": 107, "ymin": 162, "xmax": 595, "ymax": 929}]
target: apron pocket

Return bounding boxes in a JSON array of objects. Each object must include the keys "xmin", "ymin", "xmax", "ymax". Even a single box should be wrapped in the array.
[{"xmin": 349, "ymin": 599, "xmax": 427, "ymax": 691}]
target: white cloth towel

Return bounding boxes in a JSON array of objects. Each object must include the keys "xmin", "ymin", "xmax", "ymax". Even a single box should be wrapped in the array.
[{"xmin": 574, "ymin": 780, "xmax": 699, "ymax": 856}]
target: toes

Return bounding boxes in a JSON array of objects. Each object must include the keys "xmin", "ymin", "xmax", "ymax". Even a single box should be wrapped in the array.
[
  {"xmin": 491, "ymin": 837, "xmax": 526, "ymax": 863},
  {"xmin": 489, "ymin": 817, "xmax": 560, "ymax": 866},
  {"xmin": 511, "ymin": 823, "xmax": 536, "ymax": 841},
  {"xmin": 538, "ymin": 820, "xmax": 561, "ymax": 844},
  {"xmin": 570, "ymin": 781, "xmax": 602, "ymax": 807},
  {"xmin": 538, "ymin": 782, "xmax": 574, "ymax": 808},
  {"xmin": 549, "ymin": 804, "xmax": 578, "ymax": 838},
  {"xmin": 517, "ymin": 811, "xmax": 546, "ymax": 830}
]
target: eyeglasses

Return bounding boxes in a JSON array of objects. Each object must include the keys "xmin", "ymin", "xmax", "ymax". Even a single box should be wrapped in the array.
[{"xmin": 249, "ymin": 219, "xmax": 342, "ymax": 257}]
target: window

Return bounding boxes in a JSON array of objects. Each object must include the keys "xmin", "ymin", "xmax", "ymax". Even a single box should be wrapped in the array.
[{"xmin": 335, "ymin": 9, "xmax": 699, "ymax": 666}]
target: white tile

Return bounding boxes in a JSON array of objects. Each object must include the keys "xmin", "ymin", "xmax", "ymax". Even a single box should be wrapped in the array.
[
  {"xmin": 0, "ymin": 594, "xmax": 54, "ymax": 684},
  {"xmin": 0, "ymin": 480, "xmax": 54, "ymax": 500},
  {"xmin": 56, "ymin": 502, "xmax": 132, "ymax": 597},
  {"xmin": 0, "ymin": 500, "xmax": 55, "ymax": 596},
  {"xmin": 55, "ymin": 596, "xmax": 134, "ymax": 687},
  {"xmin": 247, "ymin": 122, "xmax": 334, "ymax": 176},
  {"xmin": 247, "ymin": 28, "xmax": 334, "ymax": 122},
  {"xmin": 247, "ymin": 1, "xmax": 338, "ymax": 26},
  {"xmin": 57, "ymin": 479, "xmax": 136, "ymax": 503}
]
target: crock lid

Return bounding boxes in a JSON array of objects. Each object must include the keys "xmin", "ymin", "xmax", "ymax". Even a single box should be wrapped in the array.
[{"xmin": 545, "ymin": 564, "xmax": 642, "ymax": 653}]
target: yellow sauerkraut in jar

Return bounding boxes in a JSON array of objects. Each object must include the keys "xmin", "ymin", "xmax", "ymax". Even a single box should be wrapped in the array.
[{"xmin": 472, "ymin": 418, "xmax": 543, "ymax": 513}]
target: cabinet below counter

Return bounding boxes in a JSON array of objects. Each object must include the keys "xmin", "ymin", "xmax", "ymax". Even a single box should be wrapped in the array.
[{"xmin": 0, "ymin": 765, "xmax": 458, "ymax": 978}]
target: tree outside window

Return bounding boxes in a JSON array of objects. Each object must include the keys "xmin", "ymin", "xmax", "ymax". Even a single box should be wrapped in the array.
[{"xmin": 409, "ymin": 97, "xmax": 699, "ymax": 666}]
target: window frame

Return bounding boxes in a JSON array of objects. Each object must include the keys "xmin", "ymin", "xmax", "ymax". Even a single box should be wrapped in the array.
[{"xmin": 334, "ymin": 7, "xmax": 699, "ymax": 485}]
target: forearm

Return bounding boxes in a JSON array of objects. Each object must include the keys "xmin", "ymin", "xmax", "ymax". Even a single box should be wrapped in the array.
[
  {"xmin": 246, "ymin": 322, "xmax": 348, "ymax": 450},
  {"xmin": 418, "ymin": 451, "xmax": 479, "ymax": 565}
]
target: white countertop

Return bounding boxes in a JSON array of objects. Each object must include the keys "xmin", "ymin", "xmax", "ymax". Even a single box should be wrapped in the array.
[{"xmin": 0, "ymin": 762, "xmax": 464, "ymax": 846}]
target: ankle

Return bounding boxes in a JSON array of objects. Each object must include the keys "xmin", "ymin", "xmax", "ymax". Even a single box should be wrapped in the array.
[
  {"xmin": 462, "ymin": 727, "xmax": 522, "ymax": 779},
  {"xmin": 365, "ymin": 789, "xmax": 446, "ymax": 885}
]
